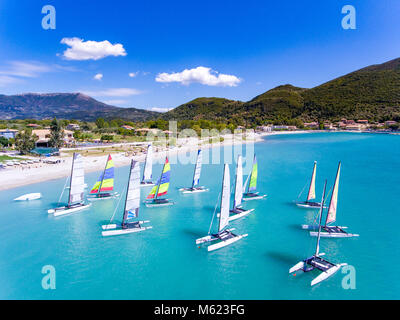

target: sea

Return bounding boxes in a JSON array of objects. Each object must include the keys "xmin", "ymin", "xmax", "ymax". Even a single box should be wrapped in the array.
[{"xmin": 0, "ymin": 132, "xmax": 399, "ymax": 299}]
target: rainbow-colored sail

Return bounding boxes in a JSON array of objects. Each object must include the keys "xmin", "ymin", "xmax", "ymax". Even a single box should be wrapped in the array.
[
  {"xmin": 90, "ymin": 155, "xmax": 114, "ymax": 194},
  {"xmin": 248, "ymin": 155, "xmax": 258, "ymax": 192},
  {"xmin": 146, "ymin": 157, "xmax": 170, "ymax": 199}
]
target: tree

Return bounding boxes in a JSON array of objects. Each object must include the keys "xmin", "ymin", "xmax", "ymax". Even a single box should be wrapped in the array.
[
  {"xmin": 0, "ymin": 136, "xmax": 10, "ymax": 148},
  {"xmin": 96, "ymin": 118, "xmax": 107, "ymax": 129},
  {"xmin": 49, "ymin": 117, "xmax": 65, "ymax": 148},
  {"xmin": 15, "ymin": 130, "xmax": 37, "ymax": 154}
]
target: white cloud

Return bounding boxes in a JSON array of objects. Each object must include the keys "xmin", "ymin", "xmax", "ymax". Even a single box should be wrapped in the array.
[
  {"xmin": 0, "ymin": 61, "xmax": 52, "ymax": 78},
  {"xmin": 155, "ymin": 66, "xmax": 241, "ymax": 87},
  {"xmin": 60, "ymin": 37, "xmax": 127, "ymax": 61},
  {"xmin": 82, "ymin": 88, "xmax": 142, "ymax": 97},
  {"xmin": 129, "ymin": 72, "xmax": 138, "ymax": 78},
  {"xmin": 150, "ymin": 107, "xmax": 173, "ymax": 112},
  {"xmin": 93, "ymin": 73, "xmax": 103, "ymax": 80},
  {"xmin": 0, "ymin": 75, "xmax": 22, "ymax": 87}
]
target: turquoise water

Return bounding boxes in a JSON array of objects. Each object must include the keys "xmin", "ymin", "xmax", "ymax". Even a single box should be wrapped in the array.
[{"xmin": 0, "ymin": 132, "xmax": 399, "ymax": 299}]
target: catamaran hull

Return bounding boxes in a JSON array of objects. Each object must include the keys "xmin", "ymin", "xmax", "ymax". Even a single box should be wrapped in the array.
[
  {"xmin": 311, "ymin": 264, "xmax": 347, "ymax": 286},
  {"xmin": 309, "ymin": 231, "xmax": 359, "ymax": 238},
  {"xmin": 228, "ymin": 209, "xmax": 254, "ymax": 221},
  {"xmin": 242, "ymin": 194, "xmax": 267, "ymax": 201},
  {"xmin": 87, "ymin": 193, "xmax": 119, "ymax": 201},
  {"xmin": 179, "ymin": 187, "xmax": 209, "ymax": 194},
  {"xmin": 195, "ymin": 228, "xmax": 236, "ymax": 245},
  {"xmin": 295, "ymin": 202, "xmax": 324, "ymax": 209},
  {"xmin": 207, "ymin": 234, "xmax": 248, "ymax": 252},
  {"xmin": 302, "ymin": 224, "xmax": 348, "ymax": 230},
  {"xmin": 140, "ymin": 182, "xmax": 155, "ymax": 188},
  {"xmin": 102, "ymin": 226, "xmax": 152, "ymax": 236},
  {"xmin": 48, "ymin": 203, "xmax": 92, "ymax": 216},
  {"xmin": 14, "ymin": 193, "xmax": 42, "ymax": 201},
  {"xmin": 144, "ymin": 200, "xmax": 174, "ymax": 208}
]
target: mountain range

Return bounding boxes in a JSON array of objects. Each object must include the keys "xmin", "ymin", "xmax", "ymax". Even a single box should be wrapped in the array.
[
  {"xmin": 1, "ymin": 57, "xmax": 400, "ymax": 123},
  {"xmin": 0, "ymin": 93, "xmax": 158, "ymax": 121}
]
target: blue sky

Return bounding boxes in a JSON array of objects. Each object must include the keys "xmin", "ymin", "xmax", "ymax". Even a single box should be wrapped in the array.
[{"xmin": 0, "ymin": 0, "xmax": 399, "ymax": 111}]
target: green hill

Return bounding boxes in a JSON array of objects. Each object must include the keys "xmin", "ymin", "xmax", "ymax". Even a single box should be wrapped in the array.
[{"xmin": 162, "ymin": 58, "xmax": 400, "ymax": 124}]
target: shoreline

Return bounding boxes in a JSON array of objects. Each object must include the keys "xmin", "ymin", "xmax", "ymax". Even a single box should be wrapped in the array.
[
  {"xmin": 1, "ymin": 129, "xmax": 391, "ymax": 192},
  {"xmin": 0, "ymin": 132, "xmax": 266, "ymax": 192}
]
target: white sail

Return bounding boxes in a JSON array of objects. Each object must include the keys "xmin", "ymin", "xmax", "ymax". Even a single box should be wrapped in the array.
[
  {"xmin": 307, "ymin": 161, "xmax": 317, "ymax": 201},
  {"xmin": 192, "ymin": 149, "xmax": 202, "ymax": 187},
  {"xmin": 142, "ymin": 144, "xmax": 153, "ymax": 181},
  {"xmin": 234, "ymin": 155, "xmax": 243, "ymax": 208},
  {"xmin": 219, "ymin": 164, "xmax": 230, "ymax": 232},
  {"xmin": 69, "ymin": 153, "xmax": 85, "ymax": 205},
  {"xmin": 326, "ymin": 162, "xmax": 341, "ymax": 225},
  {"xmin": 243, "ymin": 173, "xmax": 250, "ymax": 194},
  {"xmin": 124, "ymin": 161, "xmax": 141, "ymax": 220}
]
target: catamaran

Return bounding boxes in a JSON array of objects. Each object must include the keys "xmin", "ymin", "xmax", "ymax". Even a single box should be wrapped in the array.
[
  {"xmin": 144, "ymin": 157, "xmax": 174, "ymax": 207},
  {"xmin": 302, "ymin": 162, "xmax": 359, "ymax": 238},
  {"xmin": 179, "ymin": 149, "xmax": 208, "ymax": 193},
  {"xmin": 228, "ymin": 155, "xmax": 254, "ymax": 221},
  {"xmin": 47, "ymin": 153, "xmax": 91, "ymax": 216},
  {"xmin": 295, "ymin": 161, "xmax": 322, "ymax": 209},
  {"xmin": 196, "ymin": 164, "xmax": 248, "ymax": 251},
  {"xmin": 14, "ymin": 193, "xmax": 42, "ymax": 201},
  {"xmin": 102, "ymin": 160, "xmax": 152, "ymax": 236},
  {"xmin": 140, "ymin": 144, "xmax": 155, "ymax": 187},
  {"xmin": 289, "ymin": 180, "xmax": 347, "ymax": 286},
  {"xmin": 87, "ymin": 155, "xmax": 119, "ymax": 201},
  {"xmin": 243, "ymin": 155, "xmax": 266, "ymax": 201}
]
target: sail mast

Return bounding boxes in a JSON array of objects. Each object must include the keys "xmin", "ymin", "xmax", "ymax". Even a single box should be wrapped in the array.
[
  {"xmin": 315, "ymin": 180, "xmax": 327, "ymax": 256},
  {"xmin": 325, "ymin": 162, "xmax": 341, "ymax": 226},
  {"xmin": 122, "ymin": 160, "xmax": 134, "ymax": 224},
  {"xmin": 68, "ymin": 153, "xmax": 75, "ymax": 206}
]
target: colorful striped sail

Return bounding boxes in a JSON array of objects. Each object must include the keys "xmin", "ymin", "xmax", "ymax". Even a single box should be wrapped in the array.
[
  {"xmin": 146, "ymin": 157, "xmax": 170, "ymax": 199},
  {"xmin": 146, "ymin": 181, "xmax": 159, "ymax": 199},
  {"xmin": 192, "ymin": 149, "xmax": 202, "ymax": 188},
  {"xmin": 326, "ymin": 162, "xmax": 341, "ymax": 225},
  {"xmin": 123, "ymin": 160, "xmax": 141, "ymax": 222},
  {"xmin": 248, "ymin": 155, "xmax": 258, "ymax": 192},
  {"xmin": 90, "ymin": 155, "xmax": 114, "ymax": 193},
  {"xmin": 307, "ymin": 161, "xmax": 317, "ymax": 201},
  {"xmin": 157, "ymin": 157, "xmax": 171, "ymax": 197}
]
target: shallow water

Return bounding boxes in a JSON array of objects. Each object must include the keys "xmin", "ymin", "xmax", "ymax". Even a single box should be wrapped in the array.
[{"xmin": 0, "ymin": 132, "xmax": 399, "ymax": 299}]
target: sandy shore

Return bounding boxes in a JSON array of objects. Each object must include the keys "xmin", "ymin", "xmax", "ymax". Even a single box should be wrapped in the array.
[{"xmin": 0, "ymin": 132, "xmax": 269, "ymax": 192}]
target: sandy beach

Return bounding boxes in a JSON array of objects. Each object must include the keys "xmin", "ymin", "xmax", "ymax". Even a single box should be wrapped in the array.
[{"xmin": 0, "ymin": 130, "xmax": 297, "ymax": 191}]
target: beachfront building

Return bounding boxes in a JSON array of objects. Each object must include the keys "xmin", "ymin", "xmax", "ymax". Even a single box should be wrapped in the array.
[
  {"xmin": 26, "ymin": 123, "xmax": 40, "ymax": 128},
  {"xmin": 0, "ymin": 129, "xmax": 18, "ymax": 139},
  {"xmin": 121, "ymin": 125, "xmax": 134, "ymax": 130},
  {"xmin": 304, "ymin": 122, "xmax": 319, "ymax": 129},
  {"xmin": 32, "ymin": 129, "xmax": 75, "ymax": 147},
  {"xmin": 256, "ymin": 126, "xmax": 273, "ymax": 133},
  {"xmin": 66, "ymin": 123, "xmax": 80, "ymax": 131},
  {"xmin": 385, "ymin": 121, "xmax": 397, "ymax": 126}
]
